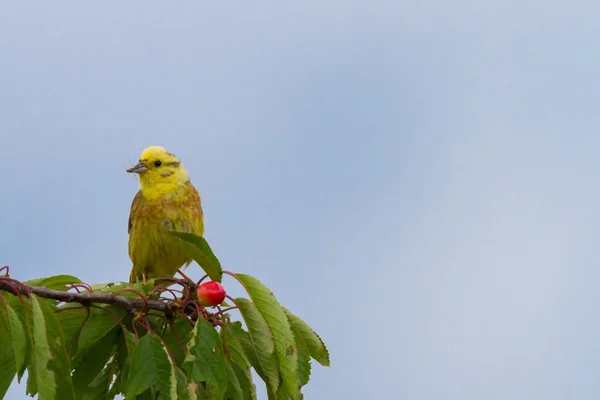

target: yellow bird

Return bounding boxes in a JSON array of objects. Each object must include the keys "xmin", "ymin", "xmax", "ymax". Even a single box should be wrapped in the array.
[{"xmin": 126, "ymin": 146, "xmax": 204, "ymax": 283}]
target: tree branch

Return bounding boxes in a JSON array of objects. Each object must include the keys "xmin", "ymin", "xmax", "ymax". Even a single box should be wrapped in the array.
[{"xmin": 0, "ymin": 279, "xmax": 176, "ymax": 317}]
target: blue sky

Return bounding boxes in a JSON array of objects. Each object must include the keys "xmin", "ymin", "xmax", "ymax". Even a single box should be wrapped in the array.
[{"xmin": 2, "ymin": 1, "xmax": 600, "ymax": 399}]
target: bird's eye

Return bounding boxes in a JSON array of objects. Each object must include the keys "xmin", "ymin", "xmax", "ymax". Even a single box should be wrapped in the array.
[{"xmin": 154, "ymin": 160, "xmax": 162, "ymax": 167}]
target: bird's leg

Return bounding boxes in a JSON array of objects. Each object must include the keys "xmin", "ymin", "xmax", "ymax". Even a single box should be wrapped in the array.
[{"xmin": 143, "ymin": 272, "xmax": 147, "ymax": 285}]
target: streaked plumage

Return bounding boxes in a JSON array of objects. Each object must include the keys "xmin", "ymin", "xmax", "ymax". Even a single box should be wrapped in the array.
[{"xmin": 126, "ymin": 146, "xmax": 204, "ymax": 283}]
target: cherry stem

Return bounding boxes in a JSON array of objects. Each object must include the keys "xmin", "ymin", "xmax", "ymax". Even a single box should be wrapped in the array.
[
  {"xmin": 225, "ymin": 294, "xmax": 237, "ymax": 303},
  {"xmin": 152, "ymin": 286, "xmax": 180, "ymax": 301},
  {"xmin": 68, "ymin": 283, "xmax": 94, "ymax": 294},
  {"xmin": 182, "ymin": 299, "xmax": 203, "ymax": 319},
  {"xmin": 91, "ymin": 304, "xmax": 129, "ymax": 339},
  {"xmin": 196, "ymin": 274, "xmax": 209, "ymax": 286},
  {"xmin": 67, "ymin": 285, "xmax": 82, "ymax": 294},
  {"xmin": 67, "ymin": 307, "xmax": 91, "ymax": 357},
  {"xmin": 222, "ymin": 270, "xmax": 253, "ymax": 298},
  {"xmin": 138, "ymin": 319, "xmax": 177, "ymax": 365},
  {"xmin": 114, "ymin": 288, "xmax": 149, "ymax": 315},
  {"xmin": 131, "ymin": 319, "xmax": 140, "ymax": 341},
  {"xmin": 215, "ymin": 306, "xmax": 238, "ymax": 316},
  {"xmin": 0, "ymin": 278, "xmax": 32, "ymax": 297},
  {"xmin": 176, "ymin": 269, "xmax": 195, "ymax": 284},
  {"xmin": 169, "ymin": 321, "xmax": 188, "ymax": 355}
]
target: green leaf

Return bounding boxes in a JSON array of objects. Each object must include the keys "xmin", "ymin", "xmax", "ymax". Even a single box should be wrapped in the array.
[
  {"xmin": 12, "ymin": 296, "xmax": 74, "ymax": 399},
  {"xmin": 26, "ymin": 371, "xmax": 38, "ymax": 398},
  {"xmin": 137, "ymin": 388, "xmax": 158, "ymax": 400},
  {"xmin": 284, "ymin": 311, "xmax": 312, "ymax": 389},
  {"xmin": 175, "ymin": 366, "xmax": 192, "ymax": 400},
  {"xmin": 3, "ymin": 292, "xmax": 33, "ymax": 382},
  {"xmin": 236, "ymin": 275, "xmax": 298, "ymax": 396},
  {"xmin": 221, "ymin": 322, "xmax": 250, "ymax": 368},
  {"xmin": 196, "ymin": 382, "xmax": 212, "ymax": 399},
  {"xmin": 225, "ymin": 361, "xmax": 244, "ymax": 400},
  {"xmin": 235, "ymin": 298, "xmax": 280, "ymax": 393},
  {"xmin": 234, "ymin": 300, "xmax": 273, "ymax": 353},
  {"xmin": 1, "ymin": 302, "xmax": 27, "ymax": 374},
  {"xmin": 232, "ymin": 363, "xmax": 257, "ymax": 400},
  {"xmin": 294, "ymin": 334, "xmax": 311, "ymax": 388},
  {"xmin": 72, "ymin": 327, "xmax": 119, "ymax": 398},
  {"xmin": 237, "ymin": 334, "xmax": 264, "ymax": 377},
  {"xmin": 283, "ymin": 308, "xmax": 330, "ymax": 366},
  {"xmin": 125, "ymin": 333, "xmax": 177, "ymax": 399},
  {"xmin": 24, "ymin": 274, "xmax": 82, "ymax": 290},
  {"xmin": 0, "ymin": 303, "xmax": 18, "ymax": 398},
  {"xmin": 80, "ymin": 362, "xmax": 114, "ymax": 400},
  {"xmin": 167, "ymin": 232, "xmax": 223, "ymax": 282},
  {"xmin": 30, "ymin": 295, "xmax": 57, "ymax": 399},
  {"xmin": 40, "ymin": 297, "xmax": 75, "ymax": 399},
  {"xmin": 221, "ymin": 323, "xmax": 257, "ymax": 399},
  {"xmin": 56, "ymin": 304, "xmax": 90, "ymax": 357},
  {"xmin": 108, "ymin": 330, "xmax": 137, "ymax": 397},
  {"xmin": 183, "ymin": 317, "xmax": 227, "ymax": 398},
  {"xmin": 161, "ymin": 317, "xmax": 193, "ymax": 366},
  {"xmin": 275, "ymin": 382, "xmax": 294, "ymax": 400},
  {"xmin": 73, "ymin": 305, "xmax": 127, "ymax": 367},
  {"xmin": 185, "ymin": 380, "xmax": 200, "ymax": 400}
]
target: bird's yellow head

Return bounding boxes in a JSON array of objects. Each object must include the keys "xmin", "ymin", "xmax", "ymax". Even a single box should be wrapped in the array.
[{"xmin": 127, "ymin": 146, "xmax": 190, "ymax": 194}]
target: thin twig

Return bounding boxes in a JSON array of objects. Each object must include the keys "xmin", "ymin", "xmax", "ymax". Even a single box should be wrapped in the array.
[{"xmin": 0, "ymin": 279, "xmax": 177, "ymax": 316}]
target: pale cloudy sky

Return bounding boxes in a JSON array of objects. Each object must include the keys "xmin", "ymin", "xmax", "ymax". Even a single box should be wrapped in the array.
[{"xmin": 2, "ymin": 1, "xmax": 600, "ymax": 399}]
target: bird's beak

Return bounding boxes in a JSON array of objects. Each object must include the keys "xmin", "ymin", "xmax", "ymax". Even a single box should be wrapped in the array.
[{"xmin": 126, "ymin": 162, "xmax": 149, "ymax": 174}]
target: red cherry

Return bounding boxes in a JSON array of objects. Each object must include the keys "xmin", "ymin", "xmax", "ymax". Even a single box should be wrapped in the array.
[{"xmin": 197, "ymin": 281, "xmax": 226, "ymax": 306}]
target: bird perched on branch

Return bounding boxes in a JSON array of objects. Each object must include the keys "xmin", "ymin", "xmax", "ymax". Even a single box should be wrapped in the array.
[{"xmin": 126, "ymin": 146, "xmax": 204, "ymax": 283}]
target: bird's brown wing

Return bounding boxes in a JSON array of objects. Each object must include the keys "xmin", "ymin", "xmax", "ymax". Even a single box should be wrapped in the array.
[{"xmin": 128, "ymin": 190, "xmax": 143, "ymax": 234}]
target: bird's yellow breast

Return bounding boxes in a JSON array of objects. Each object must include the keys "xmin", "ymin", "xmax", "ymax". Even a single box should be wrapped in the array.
[{"xmin": 128, "ymin": 181, "xmax": 204, "ymax": 282}]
